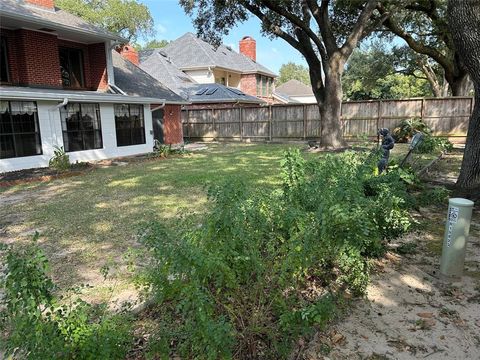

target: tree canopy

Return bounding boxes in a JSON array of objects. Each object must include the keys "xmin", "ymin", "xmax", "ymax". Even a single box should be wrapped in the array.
[
  {"xmin": 277, "ymin": 62, "xmax": 311, "ymax": 86},
  {"xmin": 56, "ymin": 0, "xmax": 154, "ymax": 42},
  {"xmin": 135, "ymin": 39, "xmax": 170, "ymax": 51}
]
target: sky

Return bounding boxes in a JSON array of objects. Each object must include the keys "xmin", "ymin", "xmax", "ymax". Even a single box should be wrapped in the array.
[{"xmin": 139, "ymin": 0, "xmax": 307, "ymax": 74}]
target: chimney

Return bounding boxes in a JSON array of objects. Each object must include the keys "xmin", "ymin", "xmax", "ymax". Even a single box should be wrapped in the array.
[
  {"xmin": 118, "ymin": 45, "xmax": 139, "ymax": 66},
  {"xmin": 239, "ymin": 36, "xmax": 256, "ymax": 62},
  {"xmin": 25, "ymin": 0, "xmax": 55, "ymax": 9}
]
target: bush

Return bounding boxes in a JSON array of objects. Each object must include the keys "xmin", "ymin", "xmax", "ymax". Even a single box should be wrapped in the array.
[
  {"xmin": 137, "ymin": 149, "xmax": 415, "ymax": 359},
  {"xmin": 393, "ymin": 118, "xmax": 431, "ymax": 143},
  {"xmin": 417, "ymin": 136, "xmax": 453, "ymax": 154},
  {"xmin": 0, "ymin": 235, "xmax": 133, "ymax": 359},
  {"xmin": 48, "ymin": 146, "xmax": 70, "ymax": 171}
]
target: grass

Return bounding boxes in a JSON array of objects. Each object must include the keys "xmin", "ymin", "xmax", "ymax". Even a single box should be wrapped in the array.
[{"xmin": 0, "ymin": 142, "xmax": 457, "ymax": 302}]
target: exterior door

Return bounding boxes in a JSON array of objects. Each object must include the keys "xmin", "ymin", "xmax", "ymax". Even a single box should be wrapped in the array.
[{"xmin": 152, "ymin": 109, "xmax": 164, "ymax": 144}]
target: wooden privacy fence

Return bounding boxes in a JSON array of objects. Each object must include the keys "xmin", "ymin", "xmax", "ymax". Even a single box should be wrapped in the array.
[{"xmin": 182, "ymin": 97, "xmax": 473, "ymax": 142}]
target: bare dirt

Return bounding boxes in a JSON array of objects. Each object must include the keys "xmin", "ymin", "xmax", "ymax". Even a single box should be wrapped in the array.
[{"xmin": 303, "ymin": 207, "xmax": 480, "ymax": 360}]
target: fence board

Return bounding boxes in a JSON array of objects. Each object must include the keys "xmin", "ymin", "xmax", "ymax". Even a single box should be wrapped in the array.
[{"xmin": 182, "ymin": 97, "xmax": 472, "ymax": 142}]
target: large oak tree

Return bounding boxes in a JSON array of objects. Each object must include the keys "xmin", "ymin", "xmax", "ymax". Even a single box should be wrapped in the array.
[
  {"xmin": 179, "ymin": 0, "xmax": 387, "ymax": 148},
  {"xmin": 448, "ymin": 0, "xmax": 480, "ymax": 192}
]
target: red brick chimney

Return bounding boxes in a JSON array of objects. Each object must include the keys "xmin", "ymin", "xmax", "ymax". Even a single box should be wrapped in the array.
[
  {"xmin": 239, "ymin": 36, "xmax": 256, "ymax": 62},
  {"xmin": 25, "ymin": 0, "xmax": 55, "ymax": 9},
  {"xmin": 118, "ymin": 45, "xmax": 139, "ymax": 66}
]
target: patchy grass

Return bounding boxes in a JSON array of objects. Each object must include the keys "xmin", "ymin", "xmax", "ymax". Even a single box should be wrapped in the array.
[{"xmin": 0, "ymin": 142, "xmax": 453, "ymax": 302}]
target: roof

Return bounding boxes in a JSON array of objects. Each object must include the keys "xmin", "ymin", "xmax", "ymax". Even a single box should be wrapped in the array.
[
  {"xmin": 139, "ymin": 49, "xmax": 263, "ymax": 104},
  {"xmin": 0, "ymin": 86, "xmax": 168, "ymax": 104},
  {"xmin": 274, "ymin": 79, "xmax": 314, "ymax": 97},
  {"xmin": 141, "ymin": 32, "xmax": 277, "ymax": 77},
  {"xmin": 185, "ymin": 83, "xmax": 265, "ymax": 104},
  {"xmin": 112, "ymin": 52, "xmax": 187, "ymax": 104},
  {"xmin": 0, "ymin": 0, "xmax": 126, "ymax": 42}
]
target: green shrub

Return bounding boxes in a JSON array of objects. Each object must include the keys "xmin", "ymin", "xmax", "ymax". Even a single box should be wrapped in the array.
[
  {"xmin": 48, "ymin": 146, "xmax": 70, "ymax": 171},
  {"xmin": 0, "ymin": 235, "xmax": 133, "ymax": 359},
  {"xmin": 417, "ymin": 136, "xmax": 453, "ymax": 154},
  {"xmin": 137, "ymin": 149, "xmax": 415, "ymax": 359},
  {"xmin": 393, "ymin": 118, "xmax": 431, "ymax": 143},
  {"xmin": 416, "ymin": 186, "xmax": 450, "ymax": 207}
]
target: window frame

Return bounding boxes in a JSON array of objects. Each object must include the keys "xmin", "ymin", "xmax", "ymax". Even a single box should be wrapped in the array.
[
  {"xmin": 262, "ymin": 76, "xmax": 267, "ymax": 96},
  {"xmin": 59, "ymin": 47, "xmax": 85, "ymax": 88},
  {"xmin": 1, "ymin": 37, "xmax": 10, "ymax": 83},
  {"xmin": 60, "ymin": 102, "xmax": 103, "ymax": 152},
  {"xmin": 114, "ymin": 104, "xmax": 146, "ymax": 147},
  {"xmin": 0, "ymin": 101, "xmax": 42, "ymax": 159},
  {"xmin": 256, "ymin": 74, "xmax": 261, "ymax": 96}
]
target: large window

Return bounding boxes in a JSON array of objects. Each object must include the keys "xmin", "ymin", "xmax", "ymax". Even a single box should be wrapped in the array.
[
  {"xmin": 59, "ymin": 47, "xmax": 85, "ymax": 88},
  {"xmin": 114, "ymin": 104, "xmax": 145, "ymax": 146},
  {"xmin": 256, "ymin": 74, "xmax": 261, "ymax": 95},
  {"xmin": 1, "ymin": 37, "xmax": 9, "ymax": 82},
  {"xmin": 262, "ymin": 76, "xmax": 267, "ymax": 96},
  {"xmin": 0, "ymin": 101, "xmax": 42, "ymax": 159},
  {"xmin": 60, "ymin": 103, "xmax": 102, "ymax": 152}
]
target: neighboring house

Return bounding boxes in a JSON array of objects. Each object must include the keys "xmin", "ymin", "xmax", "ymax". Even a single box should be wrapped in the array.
[
  {"xmin": 0, "ymin": 0, "xmax": 188, "ymax": 173},
  {"xmin": 273, "ymin": 79, "xmax": 317, "ymax": 104},
  {"xmin": 138, "ymin": 47, "xmax": 264, "ymax": 108},
  {"xmin": 139, "ymin": 33, "xmax": 277, "ymax": 102}
]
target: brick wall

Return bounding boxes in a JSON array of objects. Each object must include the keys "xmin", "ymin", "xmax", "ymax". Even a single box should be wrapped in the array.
[
  {"xmin": 240, "ymin": 73, "xmax": 257, "ymax": 97},
  {"xmin": 163, "ymin": 104, "xmax": 183, "ymax": 144},
  {"xmin": 25, "ymin": 0, "xmax": 55, "ymax": 9},
  {"xmin": 0, "ymin": 28, "xmax": 108, "ymax": 90}
]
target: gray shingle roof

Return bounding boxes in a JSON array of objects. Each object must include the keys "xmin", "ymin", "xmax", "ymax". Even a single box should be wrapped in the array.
[
  {"xmin": 112, "ymin": 52, "xmax": 187, "ymax": 104},
  {"xmin": 1, "ymin": 0, "xmax": 125, "ymax": 41},
  {"xmin": 275, "ymin": 79, "xmax": 314, "ymax": 96},
  {"xmin": 142, "ymin": 33, "xmax": 276, "ymax": 77},
  {"xmin": 139, "ymin": 50, "xmax": 263, "ymax": 104}
]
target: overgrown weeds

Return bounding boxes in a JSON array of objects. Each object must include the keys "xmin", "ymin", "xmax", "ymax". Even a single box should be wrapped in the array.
[{"xmin": 136, "ymin": 149, "xmax": 417, "ymax": 358}]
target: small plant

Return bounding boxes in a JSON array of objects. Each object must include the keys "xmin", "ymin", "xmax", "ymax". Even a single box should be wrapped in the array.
[
  {"xmin": 152, "ymin": 141, "xmax": 189, "ymax": 158},
  {"xmin": 48, "ymin": 145, "xmax": 70, "ymax": 171},
  {"xmin": 417, "ymin": 136, "xmax": 453, "ymax": 154},
  {"xmin": 395, "ymin": 243, "xmax": 417, "ymax": 255},
  {"xmin": 393, "ymin": 118, "xmax": 431, "ymax": 143},
  {"xmin": 0, "ymin": 234, "xmax": 133, "ymax": 359},
  {"xmin": 416, "ymin": 186, "xmax": 450, "ymax": 207}
]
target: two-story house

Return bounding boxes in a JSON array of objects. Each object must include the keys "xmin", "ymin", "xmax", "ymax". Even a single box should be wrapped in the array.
[
  {"xmin": 139, "ymin": 33, "xmax": 278, "ymax": 103},
  {"xmin": 0, "ymin": 0, "xmax": 187, "ymax": 173}
]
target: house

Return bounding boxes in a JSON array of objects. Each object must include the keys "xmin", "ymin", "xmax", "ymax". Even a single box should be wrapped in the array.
[
  {"xmin": 0, "ymin": 0, "xmax": 188, "ymax": 173},
  {"xmin": 138, "ymin": 47, "xmax": 265, "ymax": 109},
  {"xmin": 273, "ymin": 79, "xmax": 317, "ymax": 104},
  {"xmin": 139, "ymin": 33, "xmax": 277, "ymax": 103}
]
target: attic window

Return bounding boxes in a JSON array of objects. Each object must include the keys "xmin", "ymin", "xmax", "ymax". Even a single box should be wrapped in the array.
[{"xmin": 195, "ymin": 88, "xmax": 208, "ymax": 95}]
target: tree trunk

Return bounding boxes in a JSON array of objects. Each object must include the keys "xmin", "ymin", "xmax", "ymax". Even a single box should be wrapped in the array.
[
  {"xmin": 448, "ymin": 0, "xmax": 480, "ymax": 192},
  {"xmin": 449, "ymin": 73, "xmax": 471, "ymax": 96}
]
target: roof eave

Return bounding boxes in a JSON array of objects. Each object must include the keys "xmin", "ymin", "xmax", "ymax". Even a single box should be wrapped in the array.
[{"xmin": 0, "ymin": 10, "xmax": 127, "ymax": 42}]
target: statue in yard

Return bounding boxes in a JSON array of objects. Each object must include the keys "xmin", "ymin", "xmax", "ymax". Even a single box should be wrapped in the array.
[{"xmin": 378, "ymin": 128, "xmax": 395, "ymax": 173}]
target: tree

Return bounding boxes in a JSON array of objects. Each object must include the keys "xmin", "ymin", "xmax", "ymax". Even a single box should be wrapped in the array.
[
  {"xmin": 135, "ymin": 39, "xmax": 170, "ymax": 51},
  {"xmin": 378, "ymin": 0, "xmax": 470, "ymax": 96},
  {"xmin": 448, "ymin": 0, "xmax": 480, "ymax": 192},
  {"xmin": 56, "ymin": 0, "xmax": 154, "ymax": 43},
  {"xmin": 343, "ymin": 41, "xmax": 432, "ymax": 99},
  {"xmin": 179, "ymin": 0, "xmax": 387, "ymax": 148},
  {"xmin": 277, "ymin": 62, "xmax": 311, "ymax": 86}
]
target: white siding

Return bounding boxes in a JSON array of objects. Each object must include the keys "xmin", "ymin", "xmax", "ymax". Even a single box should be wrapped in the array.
[
  {"xmin": 0, "ymin": 101, "xmax": 154, "ymax": 173},
  {"xmin": 184, "ymin": 69, "xmax": 214, "ymax": 84},
  {"xmin": 291, "ymin": 95, "xmax": 317, "ymax": 104}
]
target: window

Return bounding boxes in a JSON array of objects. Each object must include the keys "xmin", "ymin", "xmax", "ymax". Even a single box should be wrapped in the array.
[
  {"xmin": 1, "ymin": 37, "xmax": 9, "ymax": 82},
  {"xmin": 262, "ymin": 76, "xmax": 267, "ymax": 96},
  {"xmin": 268, "ymin": 78, "xmax": 273, "ymax": 95},
  {"xmin": 59, "ymin": 47, "xmax": 85, "ymax": 88},
  {"xmin": 256, "ymin": 74, "xmax": 261, "ymax": 95},
  {"xmin": 114, "ymin": 104, "xmax": 145, "ymax": 146},
  {"xmin": 0, "ymin": 101, "xmax": 42, "ymax": 159},
  {"xmin": 60, "ymin": 103, "xmax": 102, "ymax": 152}
]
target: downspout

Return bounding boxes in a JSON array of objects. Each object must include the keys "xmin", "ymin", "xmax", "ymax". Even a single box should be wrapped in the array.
[
  {"xmin": 105, "ymin": 40, "xmax": 128, "ymax": 95},
  {"xmin": 151, "ymin": 101, "xmax": 166, "ymax": 112},
  {"xmin": 48, "ymin": 98, "xmax": 69, "ymax": 152}
]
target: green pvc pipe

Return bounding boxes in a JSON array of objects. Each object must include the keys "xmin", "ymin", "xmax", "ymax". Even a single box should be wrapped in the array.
[{"xmin": 440, "ymin": 198, "xmax": 474, "ymax": 277}]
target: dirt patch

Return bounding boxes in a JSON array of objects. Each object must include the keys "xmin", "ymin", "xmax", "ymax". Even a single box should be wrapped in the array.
[{"xmin": 303, "ymin": 207, "xmax": 480, "ymax": 360}]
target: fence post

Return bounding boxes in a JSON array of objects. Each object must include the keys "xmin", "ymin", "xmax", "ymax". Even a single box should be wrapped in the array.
[
  {"xmin": 185, "ymin": 109, "xmax": 190, "ymax": 139},
  {"xmin": 239, "ymin": 107, "xmax": 243, "ymax": 142},
  {"xmin": 420, "ymin": 98, "xmax": 425, "ymax": 122},
  {"xmin": 303, "ymin": 105, "xmax": 307, "ymax": 140},
  {"xmin": 212, "ymin": 108, "xmax": 216, "ymax": 140},
  {"xmin": 269, "ymin": 105, "xmax": 272, "ymax": 141}
]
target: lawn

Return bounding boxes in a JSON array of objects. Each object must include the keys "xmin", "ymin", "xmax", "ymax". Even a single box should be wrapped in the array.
[{"xmin": 0, "ymin": 142, "xmax": 460, "ymax": 302}]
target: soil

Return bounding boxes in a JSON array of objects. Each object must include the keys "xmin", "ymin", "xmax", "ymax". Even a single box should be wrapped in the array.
[{"xmin": 302, "ymin": 206, "xmax": 480, "ymax": 360}]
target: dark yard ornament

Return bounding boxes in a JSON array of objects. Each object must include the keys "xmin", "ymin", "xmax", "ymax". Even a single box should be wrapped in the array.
[{"xmin": 378, "ymin": 128, "xmax": 395, "ymax": 173}]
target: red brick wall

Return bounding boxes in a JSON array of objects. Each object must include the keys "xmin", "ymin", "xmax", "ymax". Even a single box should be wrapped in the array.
[
  {"xmin": 163, "ymin": 104, "xmax": 183, "ymax": 144},
  {"xmin": 239, "ymin": 36, "xmax": 256, "ymax": 61},
  {"xmin": 16, "ymin": 29, "xmax": 62, "ymax": 88},
  {"xmin": 118, "ymin": 45, "xmax": 139, "ymax": 66},
  {"xmin": 25, "ymin": 0, "xmax": 55, "ymax": 8},
  {"xmin": 0, "ymin": 28, "xmax": 107, "ymax": 90},
  {"xmin": 240, "ymin": 73, "xmax": 257, "ymax": 97}
]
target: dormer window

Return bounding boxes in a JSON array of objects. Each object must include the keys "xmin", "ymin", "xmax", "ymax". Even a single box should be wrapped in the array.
[
  {"xmin": 1, "ymin": 37, "xmax": 9, "ymax": 83},
  {"xmin": 59, "ymin": 47, "xmax": 85, "ymax": 88}
]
